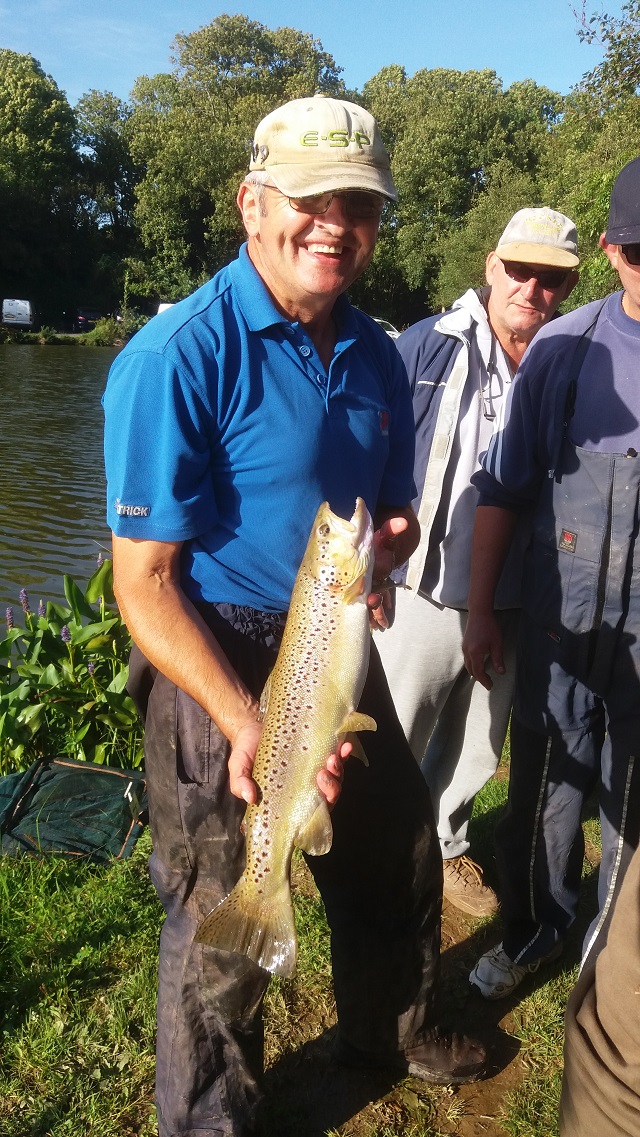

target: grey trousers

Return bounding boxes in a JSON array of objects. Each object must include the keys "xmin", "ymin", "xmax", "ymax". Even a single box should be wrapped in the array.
[
  {"xmin": 377, "ymin": 589, "xmax": 518, "ymax": 859},
  {"xmin": 129, "ymin": 604, "xmax": 443, "ymax": 1137}
]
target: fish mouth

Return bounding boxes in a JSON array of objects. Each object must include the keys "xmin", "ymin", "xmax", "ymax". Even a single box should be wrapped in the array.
[{"xmin": 348, "ymin": 497, "xmax": 374, "ymax": 553}]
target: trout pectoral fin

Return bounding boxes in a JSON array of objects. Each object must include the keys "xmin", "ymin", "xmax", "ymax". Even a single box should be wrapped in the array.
[
  {"xmin": 346, "ymin": 733, "xmax": 369, "ymax": 766},
  {"xmin": 343, "ymin": 576, "xmax": 366, "ymax": 603},
  {"xmin": 295, "ymin": 801, "xmax": 333, "ymax": 856},
  {"xmin": 258, "ymin": 674, "xmax": 273, "ymax": 721},
  {"xmin": 338, "ymin": 712, "xmax": 377, "ymax": 734}
]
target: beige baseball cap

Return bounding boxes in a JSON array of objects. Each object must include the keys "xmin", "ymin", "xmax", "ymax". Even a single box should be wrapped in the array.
[
  {"xmin": 248, "ymin": 95, "xmax": 397, "ymax": 201},
  {"xmin": 495, "ymin": 208, "xmax": 579, "ymax": 268}
]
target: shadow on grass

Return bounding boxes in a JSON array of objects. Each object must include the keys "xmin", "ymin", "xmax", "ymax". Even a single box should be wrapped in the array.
[
  {"xmin": 0, "ymin": 854, "xmax": 158, "ymax": 1037},
  {"xmin": 261, "ymin": 1026, "xmax": 402, "ymax": 1136},
  {"xmin": 260, "ymin": 777, "xmax": 603, "ymax": 1136},
  {"xmin": 435, "ymin": 822, "xmax": 601, "ymax": 1085}
]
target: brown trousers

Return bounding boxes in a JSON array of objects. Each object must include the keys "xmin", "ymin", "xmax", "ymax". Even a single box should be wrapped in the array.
[{"xmin": 560, "ymin": 840, "xmax": 640, "ymax": 1136}]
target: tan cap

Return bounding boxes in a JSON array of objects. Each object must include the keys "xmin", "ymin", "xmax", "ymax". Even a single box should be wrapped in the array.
[
  {"xmin": 495, "ymin": 208, "xmax": 579, "ymax": 268},
  {"xmin": 248, "ymin": 95, "xmax": 397, "ymax": 201}
]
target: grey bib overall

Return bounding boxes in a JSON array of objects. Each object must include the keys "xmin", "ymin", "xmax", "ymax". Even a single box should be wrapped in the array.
[{"xmin": 497, "ymin": 439, "xmax": 640, "ymax": 965}]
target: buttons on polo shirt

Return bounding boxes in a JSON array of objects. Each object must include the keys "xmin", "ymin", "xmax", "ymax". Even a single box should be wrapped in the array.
[{"xmin": 299, "ymin": 345, "xmax": 312, "ymax": 357}]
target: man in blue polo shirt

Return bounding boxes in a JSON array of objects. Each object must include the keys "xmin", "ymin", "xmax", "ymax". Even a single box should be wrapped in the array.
[{"xmin": 103, "ymin": 96, "xmax": 485, "ymax": 1137}]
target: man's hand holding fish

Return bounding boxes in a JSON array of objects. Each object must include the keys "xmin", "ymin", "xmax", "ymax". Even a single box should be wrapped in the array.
[
  {"xmin": 367, "ymin": 509, "xmax": 420, "ymax": 630},
  {"xmin": 228, "ymin": 719, "xmax": 352, "ymax": 807}
]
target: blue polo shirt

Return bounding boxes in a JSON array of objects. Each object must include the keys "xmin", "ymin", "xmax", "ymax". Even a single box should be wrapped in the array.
[{"xmin": 103, "ymin": 245, "xmax": 415, "ymax": 612}]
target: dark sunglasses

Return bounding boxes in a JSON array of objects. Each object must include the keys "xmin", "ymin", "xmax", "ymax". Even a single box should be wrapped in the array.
[
  {"xmin": 621, "ymin": 244, "xmax": 640, "ymax": 266},
  {"xmin": 270, "ymin": 187, "xmax": 386, "ymax": 220},
  {"xmin": 501, "ymin": 261, "xmax": 571, "ymax": 290}
]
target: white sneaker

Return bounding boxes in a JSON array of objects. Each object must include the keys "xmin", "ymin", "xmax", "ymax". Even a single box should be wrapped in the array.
[{"xmin": 469, "ymin": 941, "xmax": 562, "ymax": 1000}]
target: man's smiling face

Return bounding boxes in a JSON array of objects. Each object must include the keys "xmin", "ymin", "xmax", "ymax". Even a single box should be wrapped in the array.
[{"xmin": 238, "ymin": 182, "xmax": 380, "ymax": 321}]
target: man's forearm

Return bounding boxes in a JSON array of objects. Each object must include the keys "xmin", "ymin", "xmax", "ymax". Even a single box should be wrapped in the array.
[
  {"xmin": 467, "ymin": 505, "xmax": 519, "ymax": 614},
  {"xmin": 112, "ymin": 537, "xmax": 259, "ymax": 746}
]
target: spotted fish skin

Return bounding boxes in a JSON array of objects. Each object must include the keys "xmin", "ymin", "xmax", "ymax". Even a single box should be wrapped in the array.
[{"xmin": 194, "ymin": 498, "xmax": 376, "ymax": 976}]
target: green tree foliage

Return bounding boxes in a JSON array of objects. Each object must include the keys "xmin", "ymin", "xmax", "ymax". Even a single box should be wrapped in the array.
[
  {"xmin": 535, "ymin": 4, "xmax": 640, "ymax": 310},
  {"xmin": 127, "ymin": 14, "xmax": 348, "ymax": 300},
  {"xmin": 2, "ymin": 10, "xmax": 640, "ymax": 326},
  {"xmin": 362, "ymin": 66, "xmax": 562, "ymax": 319},
  {"xmin": 75, "ymin": 90, "xmax": 139, "ymax": 236},
  {"xmin": 74, "ymin": 90, "xmax": 144, "ymax": 308},
  {"xmin": 0, "ymin": 48, "xmax": 75, "ymax": 198},
  {"xmin": 574, "ymin": 0, "xmax": 640, "ymax": 107},
  {"xmin": 0, "ymin": 50, "xmax": 79, "ymax": 317},
  {"xmin": 434, "ymin": 161, "xmax": 540, "ymax": 309}
]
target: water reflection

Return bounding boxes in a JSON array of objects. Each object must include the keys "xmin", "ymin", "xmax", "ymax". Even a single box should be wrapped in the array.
[{"xmin": 0, "ymin": 345, "xmax": 119, "ymax": 608}]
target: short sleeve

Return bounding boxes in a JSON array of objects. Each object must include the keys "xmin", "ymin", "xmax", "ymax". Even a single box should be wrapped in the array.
[{"xmin": 102, "ymin": 347, "xmax": 218, "ymax": 540}]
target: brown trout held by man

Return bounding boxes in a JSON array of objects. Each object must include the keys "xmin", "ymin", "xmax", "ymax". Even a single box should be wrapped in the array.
[{"xmin": 193, "ymin": 498, "xmax": 376, "ymax": 976}]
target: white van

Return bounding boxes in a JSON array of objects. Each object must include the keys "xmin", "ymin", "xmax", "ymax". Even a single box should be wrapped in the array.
[{"xmin": 2, "ymin": 299, "xmax": 37, "ymax": 329}]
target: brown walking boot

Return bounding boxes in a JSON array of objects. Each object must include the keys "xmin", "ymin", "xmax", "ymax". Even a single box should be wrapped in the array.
[
  {"xmin": 442, "ymin": 855, "xmax": 499, "ymax": 917},
  {"xmin": 334, "ymin": 1026, "xmax": 486, "ymax": 1086},
  {"xmin": 403, "ymin": 1026, "xmax": 486, "ymax": 1085}
]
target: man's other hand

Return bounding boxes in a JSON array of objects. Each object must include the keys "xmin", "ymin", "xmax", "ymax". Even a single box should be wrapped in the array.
[
  {"xmin": 462, "ymin": 611, "xmax": 506, "ymax": 691},
  {"xmin": 228, "ymin": 723, "xmax": 352, "ymax": 808}
]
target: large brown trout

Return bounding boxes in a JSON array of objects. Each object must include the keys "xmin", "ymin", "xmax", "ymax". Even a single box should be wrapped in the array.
[{"xmin": 194, "ymin": 498, "xmax": 376, "ymax": 976}]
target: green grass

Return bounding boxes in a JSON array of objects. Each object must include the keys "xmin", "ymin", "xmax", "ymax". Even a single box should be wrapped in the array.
[
  {"xmin": 0, "ymin": 831, "xmax": 159, "ymax": 1136},
  {"xmin": 0, "ymin": 769, "xmax": 601, "ymax": 1137}
]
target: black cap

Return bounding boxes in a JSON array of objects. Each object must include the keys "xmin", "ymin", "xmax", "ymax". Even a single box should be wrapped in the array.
[{"xmin": 605, "ymin": 156, "xmax": 640, "ymax": 244}]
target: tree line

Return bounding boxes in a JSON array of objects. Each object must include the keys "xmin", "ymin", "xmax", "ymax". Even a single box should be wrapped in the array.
[{"xmin": 1, "ymin": 5, "xmax": 639, "ymax": 328}]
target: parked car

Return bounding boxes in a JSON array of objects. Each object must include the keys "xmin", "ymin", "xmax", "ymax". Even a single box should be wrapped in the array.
[
  {"xmin": 2, "ymin": 298, "xmax": 37, "ymax": 330},
  {"xmin": 73, "ymin": 308, "xmax": 104, "ymax": 333},
  {"xmin": 372, "ymin": 317, "xmax": 401, "ymax": 340}
]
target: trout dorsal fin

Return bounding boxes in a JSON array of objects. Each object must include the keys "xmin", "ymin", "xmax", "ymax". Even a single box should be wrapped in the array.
[{"xmin": 295, "ymin": 800, "xmax": 333, "ymax": 856}]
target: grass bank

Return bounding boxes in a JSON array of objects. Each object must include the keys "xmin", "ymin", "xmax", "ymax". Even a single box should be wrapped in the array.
[
  {"xmin": 0, "ymin": 768, "xmax": 600, "ymax": 1136},
  {"xmin": 0, "ymin": 314, "xmax": 147, "ymax": 348}
]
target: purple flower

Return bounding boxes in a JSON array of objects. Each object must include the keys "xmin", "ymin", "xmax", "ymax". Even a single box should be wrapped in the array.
[
  {"xmin": 6, "ymin": 606, "xmax": 14, "ymax": 629},
  {"xmin": 61, "ymin": 625, "xmax": 71, "ymax": 643},
  {"xmin": 96, "ymin": 552, "xmax": 104, "ymax": 566},
  {"xmin": 87, "ymin": 661, "xmax": 95, "ymax": 677},
  {"xmin": 19, "ymin": 588, "xmax": 30, "ymax": 614},
  {"xmin": 38, "ymin": 600, "xmax": 46, "ymax": 617}
]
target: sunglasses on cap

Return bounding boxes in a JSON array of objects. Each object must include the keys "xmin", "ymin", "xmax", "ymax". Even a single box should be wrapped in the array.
[
  {"xmin": 501, "ymin": 261, "xmax": 571, "ymax": 290},
  {"xmin": 621, "ymin": 244, "xmax": 640, "ymax": 266},
  {"xmin": 267, "ymin": 186, "xmax": 386, "ymax": 220}
]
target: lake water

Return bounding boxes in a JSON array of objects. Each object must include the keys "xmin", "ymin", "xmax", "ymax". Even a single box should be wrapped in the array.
[{"xmin": 0, "ymin": 345, "xmax": 120, "ymax": 610}]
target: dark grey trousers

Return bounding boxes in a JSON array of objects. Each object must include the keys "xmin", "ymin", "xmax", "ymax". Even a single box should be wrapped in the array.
[
  {"xmin": 496, "ymin": 610, "xmax": 640, "ymax": 966},
  {"xmin": 129, "ymin": 605, "xmax": 443, "ymax": 1137}
]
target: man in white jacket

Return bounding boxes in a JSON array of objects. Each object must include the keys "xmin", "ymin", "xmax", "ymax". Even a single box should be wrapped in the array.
[{"xmin": 378, "ymin": 209, "xmax": 579, "ymax": 915}]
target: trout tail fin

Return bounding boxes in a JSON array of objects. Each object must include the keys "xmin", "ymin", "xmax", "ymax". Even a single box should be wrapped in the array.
[{"xmin": 193, "ymin": 875, "xmax": 297, "ymax": 977}]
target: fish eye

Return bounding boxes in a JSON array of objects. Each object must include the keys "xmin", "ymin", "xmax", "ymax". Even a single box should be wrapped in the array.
[{"xmin": 318, "ymin": 524, "xmax": 330, "ymax": 537}]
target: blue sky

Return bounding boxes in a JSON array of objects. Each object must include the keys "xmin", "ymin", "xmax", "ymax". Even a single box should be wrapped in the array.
[{"xmin": 0, "ymin": 0, "xmax": 624, "ymax": 107}]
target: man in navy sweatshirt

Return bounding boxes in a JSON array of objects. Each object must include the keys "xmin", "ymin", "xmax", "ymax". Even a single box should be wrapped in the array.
[{"xmin": 464, "ymin": 156, "xmax": 640, "ymax": 999}]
